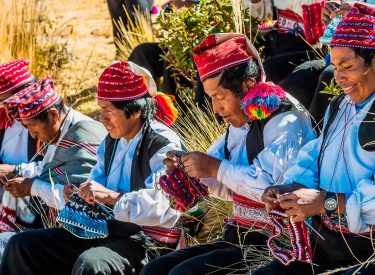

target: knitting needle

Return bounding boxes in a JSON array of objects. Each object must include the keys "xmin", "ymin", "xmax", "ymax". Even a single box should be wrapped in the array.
[{"xmin": 303, "ymin": 220, "xmax": 325, "ymax": 241}]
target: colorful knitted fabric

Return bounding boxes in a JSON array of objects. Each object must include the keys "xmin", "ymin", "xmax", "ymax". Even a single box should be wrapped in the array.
[
  {"xmin": 302, "ymin": 1, "xmax": 326, "ymax": 45},
  {"xmin": 330, "ymin": 3, "xmax": 375, "ymax": 49},
  {"xmin": 193, "ymin": 33, "xmax": 266, "ymax": 82},
  {"xmin": 0, "ymin": 107, "xmax": 13, "ymax": 130},
  {"xmin": 0, "ymin": 192, "xmax": 35, "ymax": 232},
  {"xmin": 159, "ymin": 168, "xmax": 208, "ymax": 213},
  {"xmin": 277, "ymin": 9, "xmax": 304, "ymax": 36},
  {"xmin": 267, "ymin": 209, "xmax": 312, "ymax": 265},
  {"xmin": 320, "ymin": 15, "xmax": 343, "ymax": 45},
  {"xmin": 57, "ymin": 193, "xmax": 111, "ymax": 239},
  {"xmin": 0, "ymin": 59, "xmax": 34, "ymax": 95},
  {"xmin": 3, "ymin": 76, "xmax": 60, "ymax": 120},
  {"xmin": 97, "ymin": 61, "xmax": 178, "ymax": 126},
  {"xmin": 241, "ymin": 82, "xmax": 286, "ymax": 121}
]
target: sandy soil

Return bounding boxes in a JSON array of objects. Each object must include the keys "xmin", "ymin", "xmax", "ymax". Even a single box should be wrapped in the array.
[{"xmin": 45, "ymin": 0, "xmax": 116, "ymax": 117}]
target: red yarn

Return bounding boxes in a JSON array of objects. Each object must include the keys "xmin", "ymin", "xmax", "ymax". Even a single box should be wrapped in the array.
[{"xmin": 154, "ymin": 92, "xmax": 178, "ymax": 126}]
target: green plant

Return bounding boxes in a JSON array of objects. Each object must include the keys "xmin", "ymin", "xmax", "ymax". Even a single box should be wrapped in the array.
[
  {"xmin": 156, "ymin": 0, "xmax": 255, "ymax": 84},
  {"xmin": 320, "ymin": 77, "xmax": 343, "ymax": 97}
]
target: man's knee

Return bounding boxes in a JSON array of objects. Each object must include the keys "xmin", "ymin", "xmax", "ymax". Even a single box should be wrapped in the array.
[{"xmin": 72, "ymin": 247, "xmax": 128, "ymax": 275}]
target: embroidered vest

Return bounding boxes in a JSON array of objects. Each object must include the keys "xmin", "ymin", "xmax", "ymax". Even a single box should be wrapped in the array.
[
  {"xmin": 225, "ymin": 100, "xmax": 297, "ymax": 230},
  {"xmin": 104, "ymin": 122, "xmax": 183, "ymax": 247}
]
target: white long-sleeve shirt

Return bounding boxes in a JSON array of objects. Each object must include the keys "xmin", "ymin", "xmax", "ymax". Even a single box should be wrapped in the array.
[
  {"xmin": 89, "ymin": 120, "xmax": 182, "ymax": 228},
  {"xmin": 203, "ymin": 97, "xmax": 316, "ymax": 202},
  {"xmin": 0, "ymin": 120, "xmax": 42, "ymax": 178},
  {"xmin": 283, "ymin": 94, "xmax": 375, "ymax": 233}
]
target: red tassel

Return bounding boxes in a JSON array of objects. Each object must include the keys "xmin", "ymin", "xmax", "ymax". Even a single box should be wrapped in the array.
[{"xmin": 154, "ymin": 92, "xmax": 178, "ymax": 126}]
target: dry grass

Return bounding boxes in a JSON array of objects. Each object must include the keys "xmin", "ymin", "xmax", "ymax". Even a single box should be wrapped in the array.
[
  {"xmin": 0, "ymin": 0, "xmax": 69, "ymax": 81},
  {"xmin": 115, "ymin": 7, "xmax": 155, "ymax": 60}
]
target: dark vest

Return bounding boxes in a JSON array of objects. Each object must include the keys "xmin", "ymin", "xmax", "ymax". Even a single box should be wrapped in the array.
[
  {"xmin": 0, "ymin": 128, "xmax": 41, "ymax": 164},
  {"xmin": 104, "ymin": 123, "xmax": 173, "ymax": 191},
  {"xmin": 224, "ymin": 99, "xmax": 298, "ymax": 163}
]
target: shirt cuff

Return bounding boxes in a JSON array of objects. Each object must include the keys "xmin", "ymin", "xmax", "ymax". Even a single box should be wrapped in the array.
[{"xmin": 31, "ymin": 179, "xmax": 66, "ymax": 210}]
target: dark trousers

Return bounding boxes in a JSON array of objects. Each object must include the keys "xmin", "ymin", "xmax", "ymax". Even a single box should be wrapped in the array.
[
  {"xmin": 141, "ymin": 225, "xmax": 268, "ymax": 275},
  {"xmin": 253, "ymin": 218, "xmax": 374, "ymax": 275},
  {"xmin": 1, "ymin": 223, "xmax": 162, "ymax": 275},
  {"xmin": 107, "ymin": 0, "xmax": 153, "ymax": 40}
]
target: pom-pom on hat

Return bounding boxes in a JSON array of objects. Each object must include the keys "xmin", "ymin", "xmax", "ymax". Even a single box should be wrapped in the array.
[
  {"xmin": 4, "ymin": 76, "xmax": 61, "ymax": 120},
  {"xmin": 97, "ymin": 61, "xmax": 178, "ymax": 126},
  {"xmin": 0, "ymin": 59, "xmax": 34, "ymax": 95},
  {"xmin": 193, "ymin": 33, "xmax": 266, "ymax": 82},
  {"xmin": 241, "ymin": 82, "xmax": 286, "ymax": 121},
  {"xmin": 330, "ymin": 3, "xmax": 375, "ymax": 49}
]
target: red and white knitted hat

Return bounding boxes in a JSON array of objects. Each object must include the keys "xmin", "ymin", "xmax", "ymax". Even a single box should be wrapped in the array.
[
  {"xmin": 0, "ymin": 59, "xmax": 34, "ymax": 95},
  {"xmin": 97, "ymin": 61, "xmax": 178, "ymax": 126},
  {"xmin": 330, "ymin": 3, "xmax": 375, "ymax": 49},
  {"xmin": 97, "ymin": 61, "xmax": 157, "ymax": 101},
  {"xmin": 193, "ymin": 33, "xmax": 266, "ymax": 82},
  {"xmin": 4, "ymin": 76, "xmax": 61, "ymax": 120}
]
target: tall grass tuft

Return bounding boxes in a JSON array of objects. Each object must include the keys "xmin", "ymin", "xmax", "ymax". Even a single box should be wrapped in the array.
[
  {"xmin": 114, "ymin": 7, "xmax": 155, "ymax": 60},
  {"xmin": 0, "ymin": 0, "xmax": 69, "ymax": 80}
]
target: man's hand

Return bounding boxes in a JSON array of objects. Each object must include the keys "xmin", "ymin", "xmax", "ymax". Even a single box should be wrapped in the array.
[
  {"xmin": 181, "ymin": 152, "xmax": 221, "ymax": 178},
  {"xmin": 0, "ymin": 164, "xmax": 16, "ymax": 178},
  {"xmin": 322, "ymin": 1, "xmax": 352, "ymax": 26},
  {"xmin": 278, "ymin": 189, "xmax": 326, "ymax": 223},
  {"xmin": 5, "ymin": 177, "xmax": 33, "ymax": 198},
  {"xmin": 63, "ymin": 184, "xmax": 75, "ymax": 202},
  {"xmin": 78, "ymin": 181, "xmax": 122, "ymax": 206},
  {"xmin": 261, "ymin": 184, "xmax": 304, "ymax": 211},
  {"xmin": 163, "ymin": 150, "xmax": 185, "ymax": 173}
]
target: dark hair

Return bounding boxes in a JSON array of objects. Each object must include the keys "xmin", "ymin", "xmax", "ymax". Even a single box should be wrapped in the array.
[
  {"xmin": 111, "ymin": 95, "xmax": 156, "ymax": 122},
  {"xmin": 353, "ymin": 48, "xmax": 375, "ymax": 66},
  {"xmin": 33, "ymin": 97, "xmax": 67, "ymax": 122},
  {"xmin": 208, "ymin": 60, "xmax": 261, "ymax": 99}
]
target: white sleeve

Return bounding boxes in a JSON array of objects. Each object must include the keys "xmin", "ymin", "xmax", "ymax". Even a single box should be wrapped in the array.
[
  {"xmin": 346, "ymin": 177, "xmax": 375, "ymax": 233},
  {"xmin": 203, "ymin": 130, "xmax": 234, "ymax": 201},
  {"xmin": 19, "ymin": 161, "xmax": 44, "ymax": 178},
  {"xmin": 217, "ymin": 111, "xmax": 315, "ymax": 202},
  {"xmin": 87, "ymin": 140, "xmax": 106, "ymax": 185},
  {"xmin": 30, "ymin": 179, "xmax": 66, "ymax": 210},
  {"xmin": 113, "ymin": 141, "xmax": 181, "ymax": 228}
]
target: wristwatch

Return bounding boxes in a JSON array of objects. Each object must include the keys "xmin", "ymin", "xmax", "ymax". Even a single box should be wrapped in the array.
[{"xmin": 324, "ymin": 192, "xmax": 338, "ymax": 215}]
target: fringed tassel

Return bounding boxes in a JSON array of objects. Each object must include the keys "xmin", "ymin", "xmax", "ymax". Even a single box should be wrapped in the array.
[{"xmin": 154, "ymin": 92, "xmax": 179, "ymax": 126}]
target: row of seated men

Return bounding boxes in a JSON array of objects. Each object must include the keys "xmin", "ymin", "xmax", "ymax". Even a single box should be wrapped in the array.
[{"xmin": 0, "ymin": 2, "xmax": 374, "ymax": 274}]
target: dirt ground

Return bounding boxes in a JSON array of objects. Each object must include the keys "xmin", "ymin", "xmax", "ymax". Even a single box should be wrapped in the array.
[{"xmin": 45, "ymin": 0, "xmax": 116, "ymax": 117}]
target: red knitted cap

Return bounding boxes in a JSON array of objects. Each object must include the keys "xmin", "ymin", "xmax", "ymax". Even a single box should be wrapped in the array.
[
  {"xmin": 0, "ymin": 59, "xmax": 34, "ymax": 95},
  {"xmin": 330, "ymin": 3, "xmax": 375, "ymax": 49}
]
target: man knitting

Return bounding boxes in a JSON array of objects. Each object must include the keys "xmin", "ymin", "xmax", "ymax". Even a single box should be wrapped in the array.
[
  {"xmin": 0, "ymin": 59, "xmax": 42, "ymax": 192},
  {"xmin": 0, "ymin": 76, "xmax": 106, "ymax": 258},
  {"xmin": 0, "ymin": 61, "xmax": 184, "ymax": 275},
  {"xmin": 141, "ymin": 33, "xmax": 316, "ymax": 275},
  {"xmin": 256, "ymin": 3, "xmax": 375, "ymax": 274}
]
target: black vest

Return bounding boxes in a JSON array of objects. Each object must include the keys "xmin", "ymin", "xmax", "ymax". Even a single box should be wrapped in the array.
[
  {"xmin": 104, "ymin": 123, "xmax": 173, "ymax": 192},
  {"xmin": 224, "ymin": 99, "xmax": 298, "ymax": 164},
  {"xmin": 0, "ymin": 129, "xmax": 41, "ymax": 164}
]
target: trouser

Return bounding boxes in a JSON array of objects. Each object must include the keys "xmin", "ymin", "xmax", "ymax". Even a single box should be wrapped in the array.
[
  {"xmin": 253, "ymin": 217, "xmax": 374, "ymax": 275},
  {"xmin": 0, "ymin": 221, "xmax": 164, "ymax": 275},
  {"xmin": 106, "ymin": 0, "xmax": 153, "ymax": 40},
  {"xmin": 140, "ymin": 224, "xmax": 268, "ymax": 275}
]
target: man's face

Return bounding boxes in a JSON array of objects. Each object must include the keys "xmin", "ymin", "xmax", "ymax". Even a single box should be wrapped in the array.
[
  {"xmin": 22, "ymin": 110, "xmax": 61, "ymax": 143},
  {"xmin": 331, "ymin": 47, "xmax": 375, "ymax": 104},
  {"xmin": 203, "ymin": 76, "xmax": 249, "ymax": 128},
  {"xmin": 98, "ymin": 99, "xmax": 142, "ymax": 140}
]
